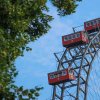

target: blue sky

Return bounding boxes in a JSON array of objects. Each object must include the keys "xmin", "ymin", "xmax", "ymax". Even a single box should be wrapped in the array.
[{"xmin": 15, "ymin": 0, "xmax": 100, "ymax": 99}]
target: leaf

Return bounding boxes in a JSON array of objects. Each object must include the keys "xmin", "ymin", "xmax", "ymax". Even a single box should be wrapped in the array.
[
  {"xmin": 22, "ymin": 89, "xmax": 28, "ymax": 96},
  {"xmin": 34, "ymin": 92, "xmax": 39, "ymax": 97},
  {"xmin": 30, "ymin": 89, "xmax": 36, "ymax": 93},
  {"xmin": 18, "ymin": 95, "xmax": 22, "ymax": 100},
  {"xmin": 18, "ymin": 86, "xmax": 23, "ymax": 92}
]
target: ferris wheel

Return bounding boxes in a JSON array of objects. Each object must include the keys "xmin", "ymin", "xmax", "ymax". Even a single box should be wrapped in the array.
[{"xmin": 48, "ymin": 18, "xmax": 100, "ymax": 100}]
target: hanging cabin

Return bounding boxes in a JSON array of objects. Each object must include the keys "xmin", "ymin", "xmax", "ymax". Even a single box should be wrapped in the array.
[
  {"xmin": 62, "ymin": 31, "xmax": 89, "ymax": 48},
  {"xmin": 84, "ymin": 18, "xmax": 100, "ymax": 33},
  {"xmin": 48, "ymin": 68, "xmax": 75, "ymax": 85}
]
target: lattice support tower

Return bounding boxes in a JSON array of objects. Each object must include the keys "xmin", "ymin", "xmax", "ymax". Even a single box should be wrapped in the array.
[{"xmin": 51, "ymin": 30, "xmax": 100, "ymax": 100}]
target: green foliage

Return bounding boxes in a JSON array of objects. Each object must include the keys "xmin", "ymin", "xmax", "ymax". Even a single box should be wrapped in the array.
[
  {"xmin": 50, "ymin": 0, "xmax": 82, "ymax": 16},
  {"xmin": 0, "ymin": 84, "xmax": 43, "ymax": 99},
  {"xmin": 0, "ymin": 0, "xmax": 81, "ymax": 99},
  {"xmin": 0, "ymin": 0, "xmax": 50, "ymax": 99},
  {"xmin": 28, "ymin": 14, "xmax": 53, "ymax": 41}
]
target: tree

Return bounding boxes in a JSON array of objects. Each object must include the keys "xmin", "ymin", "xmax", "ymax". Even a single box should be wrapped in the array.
[
  {"xmin": 0, "ymin": 0, "xmax": 82, "ymax": 99},
  {"xmin": 50, "ymin": 0, "xmax": 82, "ymax": 16}
]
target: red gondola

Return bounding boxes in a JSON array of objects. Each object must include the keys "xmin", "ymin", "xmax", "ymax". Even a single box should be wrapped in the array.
[
  {"xmin": 48, "ymin": 68, "xmax": 75, "ymax": 85},
  {"xmin": 62, "ymin": 31, "xmax": 88, "ymax": 48},
  {"xmin": 84, "ymin": 18, "xmax": 100, "ymax": 33}
]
